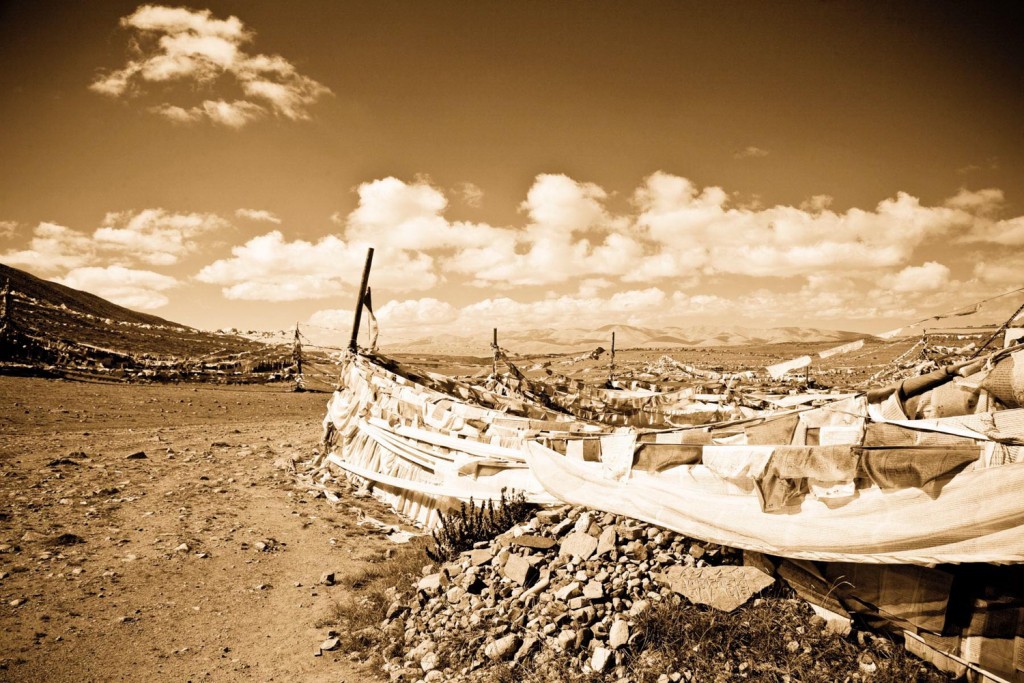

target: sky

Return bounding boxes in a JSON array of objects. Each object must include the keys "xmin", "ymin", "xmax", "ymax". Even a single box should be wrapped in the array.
[{"xmin": 1, "ymin": 1, "xmax": 1023, "ymax": 343}]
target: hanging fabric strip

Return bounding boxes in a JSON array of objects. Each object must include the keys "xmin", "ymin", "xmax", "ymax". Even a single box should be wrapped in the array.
[
  {"xmin": 363, "ymin": 286, "xmax": 379, "ymax": 351},
  {"xmin": 766, "ymin": 355, "xmax": 812, "ymax": 380},
  {"xmin": 818, "ymin": 339, "xmax": 865, "ymax": 359}
]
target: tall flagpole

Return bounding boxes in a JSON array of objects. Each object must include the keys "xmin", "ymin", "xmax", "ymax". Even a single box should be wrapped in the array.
[{"xmin": 348, "ymin": 248, "xmax": 374, "ymax": 353}]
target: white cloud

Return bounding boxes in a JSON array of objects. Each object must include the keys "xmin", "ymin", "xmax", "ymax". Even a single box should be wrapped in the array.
[
  {"xmin": 235, "ymin": 208, "xmax": 281, "ymax": 224},
  {"xmin": 377, "ymin": 298, "xmax": 459, "ymax": 327},
  {"xmin": 195, "ymin": 231, "xmax": 436, "ymax": 301},
  {"xmin": 318, "ymin": 172, "xmax": 1024, "ymax": 297},
  {"xmin": 343, "ymin": 177, "xmax": 503, "ymax": 251},
  {"xmin": 880, "ymin": 262, "xmax": 951, "ymax": 293},
  {"xmin": 944, "ymin": 188, "xmax": 1004, "ymax": 216},
  {"xmin": 55, "ymin": 265, "xmax": 178, "ymax": 310},
  {"xmin": 95, "ymin": 209, "xmax": 229, "ymax": 265},
  {"xmin": 959, "ymin": 216, "xmax": 1024, "ymax": 246},
  {"xmin": 1, "ymin": 222, "xmax": 96, "ymax": 275},
  {"xmin": 455, "ymin": 182, "xmax": 484, "ymax": 208},
  {"xmin": 577, "ymin": 278, "xmax": 613, "ymax": 298},
  {"xmin": 0, "ymin": 220, "xmax": 17, "ymax": 240},
  {"xmin": 91, "ymin": 5, "xmax": 330, "ymax": 127},
  {"xmin": 630, "ymin": 172, "xmax": 982, "ymax": 278},
  {"xmin": 365, "ymin": 288, "xmax": 671, "ymax": 337},
  {"xmin": 150, "ymin": 99, "xmax": 266, "ymax": 128},
  {"xmin": 734, "ymin": 146, "xmax": 769, "ymax": 159},
  {"xmin": 974, "ymin": 254, "xmax": 1024, "ymax": 286},
  {"xmin": 1, "ymin": 210, "xmax": 228, "ymax": 282},
  {"xmin": 799, "ymin": 195, "xmax": 833, "ymax": 212},
  {"xmin": 306, "ymin": 308, "xmax": 354, "ymax": 331},
  {"xmin": 520, "ymin": 174, "xmax": 609, "ymax": 234},
  {"xmin": 443, "ymin": 174, "xmax": 641, "ymax": 287}
]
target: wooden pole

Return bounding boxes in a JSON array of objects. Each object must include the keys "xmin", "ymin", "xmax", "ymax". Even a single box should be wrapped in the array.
[{"xmin": 348, "ymin": 248, "xmax": 375, "ymax": 353}]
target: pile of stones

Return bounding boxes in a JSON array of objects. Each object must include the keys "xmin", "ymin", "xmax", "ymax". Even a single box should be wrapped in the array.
[{"xmin": 377, "ymin": 506, "xmax": 765, "ymax": 682}]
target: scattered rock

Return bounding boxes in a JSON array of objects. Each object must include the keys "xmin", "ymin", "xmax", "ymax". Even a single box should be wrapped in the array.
[
  {"xmin": 126, "ymin": 451, "xmax": 147, "ymax": 460},
  {"xmin": 609, "ymin": 620, "xmax": 629, "ymax": 649},
  {"xmin": 468, "ymin": 548, "xmax": 493, "ymax": 567},
  {"xmin": 591, "ymin": 646, "xmax": 613, "ymax": 672},
  {"xmin": 596, "ymin": 526, "xmax": 617, "ymax": 556},
  {"xmin": 419, "ymin": 651, "xmax": 438, "ymax": 672},
  {"xmin": 47, "ymin": 533, "xmax": 84, "ymax": 547},
  {"xmin": 656, "ymin": 565, "xmax": 774, "ymax": 612},
  {"xmin": 509, "ymin": 534, "xmax": 556, "ymax": 550},
  {"xmin": 46, "ymin": 458, "xmax": 80, "ymax": 467},
  {"xmin": 484, "ymin": 634, "xmax": 520, "ymax": 661},
  {"xmin": 418, "ymin": 573, "xmax": 443, "ymax": 593},
  {"xmin": 559, "ymin": 532, "xmax": 598, "ymax": 561},
  {"xmin": 501, "ymin": 554, "xmax": 537, "ymax": 587}
]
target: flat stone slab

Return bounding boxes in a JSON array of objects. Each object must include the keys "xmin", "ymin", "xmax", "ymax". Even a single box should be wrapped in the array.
[
  {"xmin": 656, "ymin": 565, "xmax": 774, "ymax": 612},
  {"xmin": 468, "ymin": 548, "xmax": 494, "ymax": 566},
  {"xmin": 558, "ymin": 531, "xmax": 598, "ymax": 561},
  {"xmin": 510, "ymin": 534, "xmax": 556, "ymax": 550},
  {"xmin": 501, "ymin": 554, "xmax": 536, "ymax": 586},
  {"xmin": 596, "ymin": 526, "xmax": 617, "ymax": 557}
]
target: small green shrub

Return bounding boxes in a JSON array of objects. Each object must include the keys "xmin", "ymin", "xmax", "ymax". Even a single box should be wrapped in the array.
[{"xmin": 426, "ymin": 488, "xmax": 534, "ymax": 563}]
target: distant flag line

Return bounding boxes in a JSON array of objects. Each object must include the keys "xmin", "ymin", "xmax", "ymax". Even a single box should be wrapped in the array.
[{"xmin": 764, "ymin": 285, "xmax": 1024, "ymax": 380}]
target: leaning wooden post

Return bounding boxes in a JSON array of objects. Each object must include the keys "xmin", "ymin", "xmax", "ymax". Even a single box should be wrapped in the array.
[
  {"xmin": 609, "ymin": 331, "xmax": 616, "ymax": 384},
  {"xmin": 348, "ymin": 247, "xmax": 375, "ymax": 353},
  {"xmin": 491, "ymin": 328, "xmax": 498, "ymax": 377},
  {"xmin": 292, "ymin": 322, "xmax": 305, "ymax": 391}
]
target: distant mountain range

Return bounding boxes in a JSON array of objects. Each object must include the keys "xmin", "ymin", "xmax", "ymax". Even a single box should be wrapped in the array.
[
  {"xmin": 380, "ymin": 323, "xmax": 866, "ymax": 356},
  {"xmin": 1, "ymin": 263, "xmax": 866, "ymax": 360}
]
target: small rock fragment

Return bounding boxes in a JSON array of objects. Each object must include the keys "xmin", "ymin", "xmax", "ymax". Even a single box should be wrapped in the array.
[
  {"xmin": 609, "ymin": 620, "xmax": 629, "ymax": 649},
  {"xmin": 484, "ymin": 634, "xmax": 520, "ymax": 661},
  {"xmin": 591, "ymin": 646, "xmax": 613, "ymax": 672},
  {"xmin": 501, "ymin": 554, "xmax": 536, "ymax": 587},
  {"xmin": 559, "ymin": 532, "xmax": 598, "ymax": 561}
]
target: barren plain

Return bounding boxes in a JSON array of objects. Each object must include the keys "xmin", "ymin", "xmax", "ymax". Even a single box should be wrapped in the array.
[{"xmin": 0, "ymin": 376, "xmax": 410, "ymax": 683}]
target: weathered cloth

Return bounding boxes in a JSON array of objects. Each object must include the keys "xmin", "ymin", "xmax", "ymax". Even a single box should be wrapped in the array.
[
  {"xmin": 859, "ymin": 447, "xmax": 980, "ymax": 489},
  {"xmin": 526, "ymin": 441, "xmax": 1024, "ymax": 564}
]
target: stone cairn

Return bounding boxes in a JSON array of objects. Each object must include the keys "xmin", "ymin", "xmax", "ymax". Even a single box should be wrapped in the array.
[{"xmin": 378, "ymin": 505, "xmax": 776, "ymax": 683}]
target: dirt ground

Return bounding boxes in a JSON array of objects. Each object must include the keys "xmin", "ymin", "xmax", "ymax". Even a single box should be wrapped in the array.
[{"xmin": 0, "ymin": 377, "xmax": 407, "ymax": 682}]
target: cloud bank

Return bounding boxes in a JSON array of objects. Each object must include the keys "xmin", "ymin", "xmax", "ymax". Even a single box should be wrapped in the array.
[
  {"xmin": 4, "ymin": 173, "xmax": 1023, "ymax": 330},
  {"xmin": 1, "ymin": 209, "xmax": 228, "ymax": 309},
  {"xmin": 90, "ymin": 5, "xmax": 331, "ymax": 127}
]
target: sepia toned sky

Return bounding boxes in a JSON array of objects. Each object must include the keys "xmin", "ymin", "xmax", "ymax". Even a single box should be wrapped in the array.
[{"xmin": 2, "ymin": 1, "xmax": 1023, "ymax": 340}]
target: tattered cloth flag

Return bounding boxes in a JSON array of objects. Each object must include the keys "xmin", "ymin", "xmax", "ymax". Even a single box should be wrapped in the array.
[
  {"xmin": 818, "ymin": 339, "xmax": 865, "ymax": 359},
  {"xmin": 946, "ymin": 303, "xmax": 981, "ymax": 318},
  {"xmin": 766, "ymin": 355, "xmax": 812, "ymax": 380},
  {"xmin": 363, "ymin": 287, "xmax": 379, "ymax": 351}
]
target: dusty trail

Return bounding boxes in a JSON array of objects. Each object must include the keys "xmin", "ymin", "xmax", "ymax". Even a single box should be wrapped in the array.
[{"xmin": 0, "ymin": 377, "xmax": 400, "ymax": 682}]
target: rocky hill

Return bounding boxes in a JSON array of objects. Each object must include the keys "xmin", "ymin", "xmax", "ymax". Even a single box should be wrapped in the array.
[
  {"xmin": 0, "ymin": 263, "xmax": 269, "ymax": 359},
  {"xmin": 0, "ymin": 263, "xmax": 301, "ymax": 381}
]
